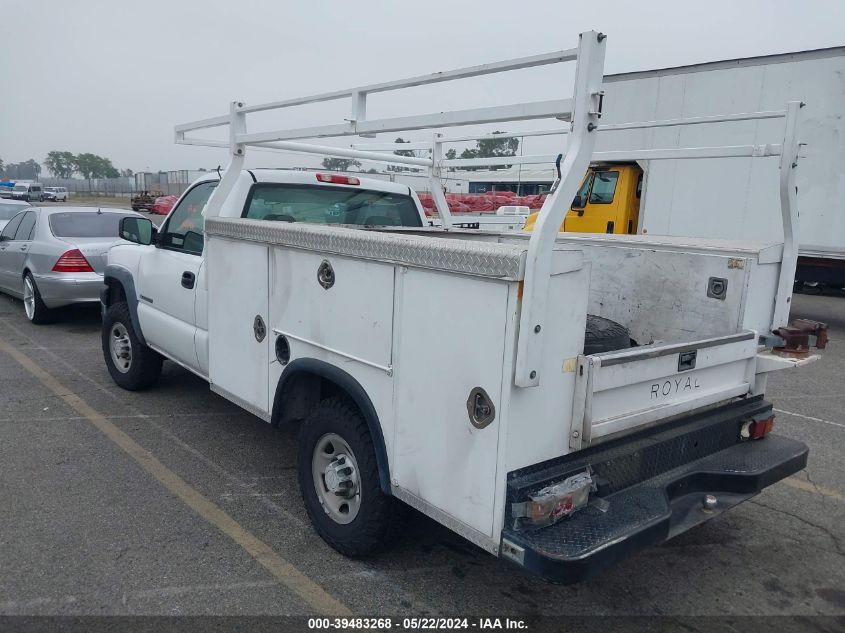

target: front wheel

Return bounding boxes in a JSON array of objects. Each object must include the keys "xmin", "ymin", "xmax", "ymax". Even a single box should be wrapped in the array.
[
  {"xmin": 102, "ymin": 301, "xmax": 163, "ymax": 390},
  {"xmin": 298, "ymin": 397, "xmax": 404, "ymax": 557}
]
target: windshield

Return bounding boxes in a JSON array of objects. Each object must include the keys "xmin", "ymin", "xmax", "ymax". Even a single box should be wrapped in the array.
[
  {"xmin": 589, "ymin": 171, "xmax": 620, "ymax": 204},
  {"xmin": 13, "ymin": 185, "xmax": 26, "ymax": 192},
  {"xmin": 0, "ymin": 204, "xmax": 27, "ymax": 220},
  {"xmin": 243, "ymin": 184, "xmax": 422, "ymax": 227},
  {"xmin": 49, "ymin": 212, "xmax": 133, "ymax": 238}
]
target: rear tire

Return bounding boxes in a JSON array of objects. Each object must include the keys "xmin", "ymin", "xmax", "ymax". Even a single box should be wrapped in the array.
[
  {"xmin": 102, "ymin": 301, "xmax": 163, "ymax": 390},
  {"xmin": 23, "ymin": 273, "xmax": 53, "ymax": 324},
  {"xmin": 298, "ymin": 396, "xmax": 404, "ymax": 557}
]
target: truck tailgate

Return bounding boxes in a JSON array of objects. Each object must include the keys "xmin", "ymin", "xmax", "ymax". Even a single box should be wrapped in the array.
[{"xmin": 570, "ymin": 331, "xmax": 758, "ymax": 448}]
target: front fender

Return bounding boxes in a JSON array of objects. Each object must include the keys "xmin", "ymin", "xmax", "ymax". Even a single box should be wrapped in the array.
[{"xmin": 103, "ymin": 264, "xmax": 146, "ymax": 345}]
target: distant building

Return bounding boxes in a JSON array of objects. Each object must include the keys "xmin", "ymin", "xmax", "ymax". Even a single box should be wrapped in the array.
[{"xmin": 462, "ymin": 168, "xmax": 554, "ymax": 195}]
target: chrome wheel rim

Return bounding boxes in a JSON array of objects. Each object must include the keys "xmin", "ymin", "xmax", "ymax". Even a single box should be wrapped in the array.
[
  {"xmin": 312, "ymin": 433, "xmax": 361, "ymax": 524},
  {"xmin": 23, "ymin": 277, "xmax": 35, "ymax": 320},
  {"xmin": 109, "ymin": 323, "xmax": 133, "ymax": 374}
]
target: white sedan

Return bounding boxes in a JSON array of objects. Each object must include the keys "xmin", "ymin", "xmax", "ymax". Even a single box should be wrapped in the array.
[{"xmin": 0, "ymin": 200, "xmax": 31, "ymax": 231}]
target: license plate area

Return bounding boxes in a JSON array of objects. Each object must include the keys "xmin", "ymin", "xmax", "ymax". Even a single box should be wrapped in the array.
[{"xmin": 569, "ymin": 331, "xmax": 757, "ymax": 448}]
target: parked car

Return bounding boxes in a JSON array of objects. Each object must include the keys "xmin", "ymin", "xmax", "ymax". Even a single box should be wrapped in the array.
[
  {"xmin": 0, "ymin": 206, "xmax": 144, "ymax": 323},
  {"xmin": 0, "ymin": 200, "xmax": 31, "ymax": 231},
  {"xmin": 10, "ymin": 183, "xmax": 44, "ymax": 202},
  {"xmin": 151, "ymin": 194, "xmax": 178, "ymax": 215},
  {"xmin": 43, "ymin": 186, "xmax": 69, "ymax": 202}
]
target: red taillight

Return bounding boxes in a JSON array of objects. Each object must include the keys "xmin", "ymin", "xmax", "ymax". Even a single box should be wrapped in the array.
[
  {"xmin": 52, "ymin": 248, "xmax": 94, "ymax": 273},
  {"xmin": 742, "ymin": 415, "xmax": 775, "ymax": 440},
  {"xmin": 316, "ymin": 173, "xmax": 360, "ymax": 185}
]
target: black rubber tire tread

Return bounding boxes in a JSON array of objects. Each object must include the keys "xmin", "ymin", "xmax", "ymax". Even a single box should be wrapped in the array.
[
  {"xmin": 101, "ymin": 301, "xmax": 163, "ymax": 391},
  {"xmin": 24, "ymin": 273, "xmax": 53, "ymax": 325},
  {"xmin": 298, "ymin": 396, "xmax": 405, "ymax": 557},
  {"xmin": 584, "ymin": 314, "xmax": 632, "ymax": 355}
]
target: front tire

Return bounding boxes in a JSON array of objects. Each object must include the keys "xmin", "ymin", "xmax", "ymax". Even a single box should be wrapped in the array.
[
  {"xmin": 102, "ymin": 301, "xmax": 163, "ymax": 390},
  {"xmin": 23, "ymin": 273, "xmax": 53, "ymax": 324},
  {"xmin": 298, "ymin": 396, "xmax": 403, "ymax": 557}
]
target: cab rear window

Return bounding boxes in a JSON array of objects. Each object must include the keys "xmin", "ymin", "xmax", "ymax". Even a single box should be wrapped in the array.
[{"xmin": 242, "ymin": 184, "xmax": 422, "ymax": 227}]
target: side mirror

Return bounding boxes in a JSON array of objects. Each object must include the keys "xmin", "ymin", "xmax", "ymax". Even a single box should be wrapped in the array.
[
  {"xmin": 120, "ymin": 216, "xmax": 155, "ymax": 245},
  {"xmin": 572, "ymin": 194, "xmax": 584, "ymax": 209}
]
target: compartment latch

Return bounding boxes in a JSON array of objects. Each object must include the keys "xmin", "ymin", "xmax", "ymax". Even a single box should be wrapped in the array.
[{"xmin": 678, "ymin": 350, "xmax": 697, "ymax": 372}]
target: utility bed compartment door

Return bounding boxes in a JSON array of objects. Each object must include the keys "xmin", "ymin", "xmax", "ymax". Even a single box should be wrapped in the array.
[
  {"xmin": 571, "ymin": 331, "xmax": 757, "ymax": 446},
  {"xmin": 207, "ymin": 237, "xmax": 270, "ymax": 415}
]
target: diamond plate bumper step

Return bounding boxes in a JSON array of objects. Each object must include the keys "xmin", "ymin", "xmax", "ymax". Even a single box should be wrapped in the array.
[{"xmin": 501, "ymin": 397, "xmax": 809, "ymax": 584}]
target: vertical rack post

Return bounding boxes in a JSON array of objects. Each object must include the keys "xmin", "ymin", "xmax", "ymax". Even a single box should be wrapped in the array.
[
  {"xmin": 514, "ymin": 31, "xmax": 606, "ymax": 388},
  {"xmin": 204, "ymin": 101, "xmax": 247, "ymax": 219},
  {"xmin": 772, "ymin": 100, "xmax": 803, "ymax": 329},
  {"xmin": 430, "ymin": 133, "xmax": 454, "ymax": 229}
]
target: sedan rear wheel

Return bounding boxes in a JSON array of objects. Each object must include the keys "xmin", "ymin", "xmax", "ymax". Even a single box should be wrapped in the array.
[{"xmin": 23, "ymin": 273, "xmax": 53, "ymax": 324}]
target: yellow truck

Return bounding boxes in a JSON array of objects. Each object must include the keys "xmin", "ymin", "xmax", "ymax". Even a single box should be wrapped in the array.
[{"xmin": 523, "ymin": 162, "xmax": 643, "ymax": 234}]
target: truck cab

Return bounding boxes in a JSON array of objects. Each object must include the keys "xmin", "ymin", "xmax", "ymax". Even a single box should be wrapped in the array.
[{"xmin": 522, "ymin": 162, "xmax": 643, "ymax": 234}]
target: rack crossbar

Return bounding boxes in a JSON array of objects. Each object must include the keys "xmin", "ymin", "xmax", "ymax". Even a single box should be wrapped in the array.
[
  {"xmin": 596, "ymin": 110, "xmax": 786, "ymax": 132},
  {"xmin": 235, "ymin": 49, "xmax": 577, "ymax": 116}
]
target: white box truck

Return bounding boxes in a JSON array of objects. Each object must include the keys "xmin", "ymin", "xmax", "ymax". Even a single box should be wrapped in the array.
[
  {"xmin": 100, "ymin": 32, "xmax": 826, "ymax": 583},
  {"xmin": 599, "ymin": 46, "xmax": 845, "ymax": 288}
]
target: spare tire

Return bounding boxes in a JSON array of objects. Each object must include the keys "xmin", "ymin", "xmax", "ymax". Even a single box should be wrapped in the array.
[{"xmin": 584, "ymin": 315, "xmax": 631, "ymax": 355}]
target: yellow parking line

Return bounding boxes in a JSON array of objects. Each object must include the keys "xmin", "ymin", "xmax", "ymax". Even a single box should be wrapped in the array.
[
  {"xmin": 0, "ymin": 337, "xmax": 351, "ymax": 616},
  {"xmin": 782, "ymin": 476, "xmax": 845, "ymax": 503}
]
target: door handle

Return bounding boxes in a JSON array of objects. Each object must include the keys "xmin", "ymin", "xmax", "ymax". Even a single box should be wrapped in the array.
[{"xmin": 181, "ymin": 271, "xmax": 196, "ymax": 289}]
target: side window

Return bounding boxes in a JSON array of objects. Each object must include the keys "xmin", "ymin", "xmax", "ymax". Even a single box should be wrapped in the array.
[
  {"xmin": 159, "ymin": 181, "xmax": 218, "ymax": 255},
  {"xmin": 589, "ymin": 171, "xmax": 620, "ymax": 204},
  {"xmin": 15, "ymin": 211, "xmax": 37, "ymax": 240},
  {"xmin": 1, "ymin": 212, "xmax": 25, "ymax": 241},
  {"xmin": 573, "ymin": 174, "xmax": 593, "ymax": 208}
]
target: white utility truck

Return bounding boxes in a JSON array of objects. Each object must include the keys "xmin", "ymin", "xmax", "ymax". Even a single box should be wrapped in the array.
[{"xmin": 101, "ymin": 32, "xmax": 826, "ymax": 583}]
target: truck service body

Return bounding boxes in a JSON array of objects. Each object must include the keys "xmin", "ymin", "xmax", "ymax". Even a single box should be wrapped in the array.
[{"xmin": 101, "ymin": 32, "xmax": 822, "ymax": 583}]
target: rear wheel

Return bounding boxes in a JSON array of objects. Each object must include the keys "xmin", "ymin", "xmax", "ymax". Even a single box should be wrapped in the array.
[
  {"xmin": 298, "ymin": 396, "xmax": 404, "ymax": 557},
  {"xmin": 22, "ymin": 273, "xmax": 53, "ymax": 324},
  {"xmin": 102, "ymin": 301, "xmax": 163, "ymax": 390}
]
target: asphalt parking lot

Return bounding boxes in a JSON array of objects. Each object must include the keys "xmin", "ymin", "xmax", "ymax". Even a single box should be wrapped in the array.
[{"xmin": 0, "ymin": 284, "xmax": 843, "ymax": 625}]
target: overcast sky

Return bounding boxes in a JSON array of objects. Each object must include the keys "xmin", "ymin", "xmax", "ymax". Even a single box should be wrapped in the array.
[{"xmin": 1, "ymin": 0, "xmax": 843, "ymax": 174}]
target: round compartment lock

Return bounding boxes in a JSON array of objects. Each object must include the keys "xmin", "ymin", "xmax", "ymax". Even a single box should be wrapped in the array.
[
  {"xmin": 317, "ymin": 260, "xmax": 335, "ymax": 289},
  {"xmin": 253, "ymin": 315, "xmax": 266, "ymax": 342},
  {"xmin": 466, "ymin": 387, "xmax": 495, "ymax": 429}
]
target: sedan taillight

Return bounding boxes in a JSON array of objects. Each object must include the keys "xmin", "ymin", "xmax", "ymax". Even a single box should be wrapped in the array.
[{"xmin": 52, "ymin": 249, "xmax": 94, "ymax": 273}]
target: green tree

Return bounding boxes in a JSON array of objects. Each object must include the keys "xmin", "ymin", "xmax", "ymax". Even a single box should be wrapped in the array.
[
  {"xmin": 455, "ymin": 132, "xmax": 519, "ymax": 170},
  {"xmin": 388, "ymin": 137, "xmax": 424, "ymax": 173},
  {"xmin": 320, "ymin": 157, "xmax": 361, "ymax": 171},
  {"xmin": 120, "ymin": 168, "xmax": 134, "ymax": 178},
  {"xmin": 44, "ymin": 151, "xmax": 77, "ymax": 179},
  {"xmin": 73, "ymin": 153, "xmax": 119, "ymax": 179},
  {"xmin": 4, "ymin": 159, "xmax": 41, "ymax": 179},
  {"xmin": 445, "ymin": 148, "xmax": 457, "ymax": 160},
  {"xmin": 0, "ymin": 157, "xmax": 5, "ymax": 176}
]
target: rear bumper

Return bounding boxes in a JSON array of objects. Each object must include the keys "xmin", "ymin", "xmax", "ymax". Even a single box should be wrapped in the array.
[
  {"xmin": 501, "ymin": 398, "xmax": 808, "ymax": 584},
  {"xmin": 34, "ymin": 273, "xmax": 105, "ymax": 309}
]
